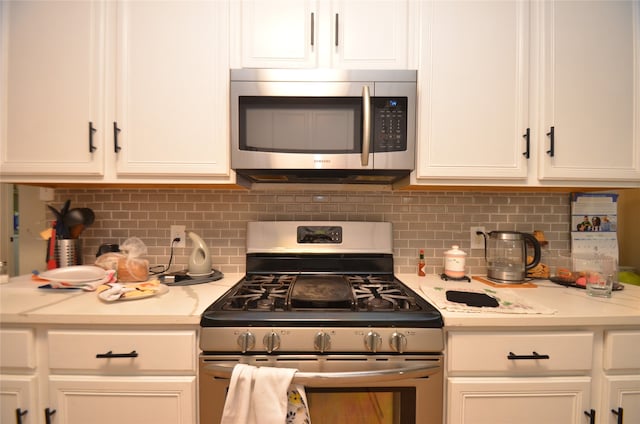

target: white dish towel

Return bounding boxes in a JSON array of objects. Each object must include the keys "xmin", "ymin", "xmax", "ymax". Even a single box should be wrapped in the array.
[{"xmin": 221, "ymin": 364, "xmax": 311, "ymax": 424}]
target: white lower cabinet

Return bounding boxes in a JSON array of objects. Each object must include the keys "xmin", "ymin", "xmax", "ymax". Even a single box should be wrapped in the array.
[
  {"xmin": 446, "ymin": 331, "xmax": 596, "ymax": 424},
  {"xmin": 603, "ymin": 376, "xmax": 640, "ymax": 424},
  {"xmin": 448, "ymin": 376, "xmax": 591, "ymax": 424},
  {"xmin": 0, "ymin": 328, "xmax": 38, "ymax": 424},
  {"xmin": 601, "ymin": 331, "xmax": 640, "ymax": 424},
  {"xmin": 48, "ymin": 376, "xmax": 195, "ymax": 424},
  {"xmin": 45, "ymin": 329, "xmax": 197, "ymax": 424},
  {"xmin": 1, "ymin": 327, "xmax": 198, "ymax": 424},
  {"xmin": 0, "ymin": 375, "xmax": 38, "ymax": 424}
]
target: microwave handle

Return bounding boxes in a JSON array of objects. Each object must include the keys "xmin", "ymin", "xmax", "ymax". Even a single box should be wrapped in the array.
[{"xmin": 361, "ymin": 85, "xmax": 371, "ymax": 166}]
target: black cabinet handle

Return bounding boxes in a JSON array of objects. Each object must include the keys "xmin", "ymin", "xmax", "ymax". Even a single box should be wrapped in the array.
[
  {"xmin": 44, "ymin": 408, "xmax": 56, "ymax": 424},
  {"xmin": 546, "ymin": 126, "xmax": 555, "ymax": 157},
  {"xmin": 507, "ymin": 351, "xmax": 550, "ymax": 360},
  {"xmin": 96, "ymin": 350, "xmax": 138, "ymax": 359},
  {"xmin": 88, "ymin": 122, "xmax": 97, "ymax": 153},
  {"xmin": 522, "ymin": 127, "xmax": 530, "ymax": 159},
  {"xmin": 611, "ymin": 407, "xmax": 623, "ymax": 424},
  {"xmin": 584, "ymin": 409, "xmax": 596, "ymax": 424},
  {"xmin": 335, "ymin": 13, "xmax": 339, "ymax": 46},
  {"xmin": 113, "ymin": 122, "xmax": 122, "ymax": 153},
  {"xmin": 16, "ymin": 408, "xmax": 28, "ymax": 424},
  {"xmin": 310, "ymin": 13, "xmax": 314, "ymax": 46}
]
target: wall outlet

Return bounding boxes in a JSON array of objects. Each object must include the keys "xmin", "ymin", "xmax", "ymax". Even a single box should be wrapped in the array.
[
  {"xmin": 170, "ymin": 225, "xmax": 186, "ymax": 248},
  {"xmin": 470, "ymin": 226, "xmax": 486, "ymax": 250}
]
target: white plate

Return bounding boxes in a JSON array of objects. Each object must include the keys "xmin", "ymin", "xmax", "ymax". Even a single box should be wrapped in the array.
[{"xmin": 39, "ymin": 265, "xmax": 107, "ymax": 283}]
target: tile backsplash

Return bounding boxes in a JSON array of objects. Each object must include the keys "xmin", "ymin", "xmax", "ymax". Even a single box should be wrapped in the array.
[{"xmin": 55, "ymin": 188, "xmax": 571, "ymax": 276}]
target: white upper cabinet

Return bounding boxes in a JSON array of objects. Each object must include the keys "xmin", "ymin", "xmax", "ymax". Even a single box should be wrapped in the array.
[
  {"xmin": 331, "ymin": 0, "xmax": 410, "ymax": 69},
  {"xmin": 114, "ymin": 0, "xmax": 230, "ymax": 178},
  {"xmin": 235, "ymin": 0, "xmax": 315, "ymax": 68},
  {"xmin": 0, "ymin": 0, "xmax": 106, "ymax": 176},
  {"xmin": 414, "ymin": 0, "xmax": 640, "ymax": 187},
  {"xmin": 0, "ymin": 0, "xmax": 233, "ymax": 184},
  {"xmin": 535, "ymin": 0, "xmax": 640, "ymax": 183},
  {"xmin": 232, "ymin": 0, "xmax": 413, "ymax": 69},
  {"xmin": 415, "ymin": 0, "xmax": 530, "ymax": 181}
]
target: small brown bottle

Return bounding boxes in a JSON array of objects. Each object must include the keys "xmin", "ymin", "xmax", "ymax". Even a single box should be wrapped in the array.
[{"xmin": 418, "ymin": 249, "xmax": 426, "ymax": 276}]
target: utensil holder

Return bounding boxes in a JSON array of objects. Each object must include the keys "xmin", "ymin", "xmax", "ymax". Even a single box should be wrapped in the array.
[{"xmin": 56, "ymin": 239, "xmax": 82, "ymax": 268}]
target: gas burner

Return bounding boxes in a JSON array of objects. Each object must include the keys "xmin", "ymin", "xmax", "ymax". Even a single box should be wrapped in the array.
[
  {"xmin": 350, "ymin": 277, "xmax": 419, "ymax": 311},
  {"xmin": 255, "ymin": 298, "xmax": 274, "ymax": 310},
  {"xmin": 364, "ymin": 297, "xmax": 393, "ymax": 311},
  {"xmin": 221, "ymin": 274, "xmax": 292, "ymax": 311}
]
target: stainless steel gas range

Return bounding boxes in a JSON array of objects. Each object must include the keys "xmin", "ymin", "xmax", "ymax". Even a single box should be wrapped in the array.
[{"xmin": 199, "ymin": 221, "xmax": 444, "ymax": 424}]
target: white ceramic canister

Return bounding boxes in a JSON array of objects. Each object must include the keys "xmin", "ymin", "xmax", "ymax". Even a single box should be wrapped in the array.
[{"xmin": 444, "ymin": 245, "xmax": 467, "ymax": 278}]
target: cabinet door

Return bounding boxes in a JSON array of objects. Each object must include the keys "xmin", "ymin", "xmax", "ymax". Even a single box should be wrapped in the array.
[
  {"xmin": 48, "ymin": 376, "xmax": 196, "ymax": 424},
  {"xmin": 332, "ymin": 0, "xmax": 409, "ymax": 69},
  {"xmin": 604, "ymin": 376, "xmax": 640, "ymax": 424},
  {"xmin": 1, "ymin": 375, "xmax": 38, "ymax": 424},
  {"xmin": 237, "ymin": 0, "xmax": 316, "ymax": 68},
  {"xmin": 0, "ymin": 0, "xmax": 105, "ymax": 177},
  {"xmin": 537, "ymin": 0, "xmax": 640, "ymax": 182},
  {"xmin": 448, "ymin": 377, "xmax": 591, "ymax": 424},
  {"xmin": 234, "ymin": 0, "xmax": 410, "ymax": 69},
  {"xmin": 114, "ymin": 0, "xmax": 230, "ymax": 177},
  {"xmin": 415, "ymin": 1, "xmax": 529, "ymax": 181}
]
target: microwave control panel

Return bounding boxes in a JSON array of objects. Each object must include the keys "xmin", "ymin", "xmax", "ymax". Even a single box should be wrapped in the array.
[{"xmin": 372, "ymin": 97, "xmax": 408, "ymax": 152}]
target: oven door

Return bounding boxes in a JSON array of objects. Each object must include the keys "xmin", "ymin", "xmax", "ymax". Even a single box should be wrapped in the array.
[{"xmin": 199, "ymin": 354, "xmax": 443, "ymax": 424}]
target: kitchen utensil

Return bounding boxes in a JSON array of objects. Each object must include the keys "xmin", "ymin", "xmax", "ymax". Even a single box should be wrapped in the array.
[
  {"xmin": 63, "ymin": 208, "xmax": 95, "ymax": 228},
  {"xmin": 47, "ymin": 200, "xmax": 72, "ymax": 239},
  {"xmin": 480, "ymin": 230, "xmax": 541, "ymax": 283},
  {"xmin": 69, "ymin": 224, "xmax": 85, "ymax": 239},
  {"xmin": 47, "ymin": 225, "xmax": 57, "ymax": 270},
  {"xmin": 60, "ymin": 199, "xmax": 71, "ymax": 219},
  {"xmin": 186, "ymin": 231, "xmax": 212, "ymax": 275}
]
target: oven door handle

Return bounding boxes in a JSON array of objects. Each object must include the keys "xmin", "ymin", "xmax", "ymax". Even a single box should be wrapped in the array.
[{"xmin": 204, "ymin": 362, "xmax": 441, "ymax": 386}]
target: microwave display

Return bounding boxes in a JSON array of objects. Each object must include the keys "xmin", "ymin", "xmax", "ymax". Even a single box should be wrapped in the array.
[{"xmin": 238, "ymin": 96, "xmax": 408, "ymax": 154}]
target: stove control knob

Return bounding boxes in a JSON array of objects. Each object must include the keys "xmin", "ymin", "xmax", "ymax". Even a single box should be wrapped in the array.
[
  {"xmin": 364, "ymin": 331, "xmax": 382, "ymax": 353},
  {"xmin": 314, "ymin": 331, "xmax": 331, "ymax": 353},
  {"xmin": 237, "ymin": 332, "xmax": 256, "ymax": 353},
  {"xmin": 263, "ymin": 331, "xmax": 281, "ymax": 353},
  {"xmin": 390, "ymin": 332, "xmax": 407, "ymax": 354}
]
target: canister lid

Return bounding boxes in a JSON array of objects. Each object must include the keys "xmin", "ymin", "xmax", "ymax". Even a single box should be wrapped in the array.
[{"xmin": 445, "ymin": 245, "xmax": 466, "ymax": 256}]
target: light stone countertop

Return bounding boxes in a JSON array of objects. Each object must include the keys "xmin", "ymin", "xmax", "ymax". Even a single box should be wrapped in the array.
[
  {"xmin": 0, "ymin": 273, "xmax": 243, "ymax": 325},
  {"xmin": 1, "ymin": 273, "xmax": 639, "ymax": 328},
  {"xmin": 398, "ymin": 274, "xmax": 640, "ymax": 329}
]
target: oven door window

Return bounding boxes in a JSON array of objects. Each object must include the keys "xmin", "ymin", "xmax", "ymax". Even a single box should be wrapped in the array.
[
  {"xmin": 238, "ymin": 96, "xmax": 362, "ymax": 153},
  {"xmin": 306, "ymin": 387, "xmax": 415, "ymax": 424}
]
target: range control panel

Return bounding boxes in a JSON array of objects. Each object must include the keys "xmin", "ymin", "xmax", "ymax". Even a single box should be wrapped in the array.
[{"xmin": 297, "ymin": 226, "xmax": 342, "ymax": 244}]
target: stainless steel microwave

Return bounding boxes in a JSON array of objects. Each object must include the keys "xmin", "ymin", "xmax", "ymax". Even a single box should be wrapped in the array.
[{"xmin": 230, "ymin": 69, "xmax": 416, "ymax": 184}]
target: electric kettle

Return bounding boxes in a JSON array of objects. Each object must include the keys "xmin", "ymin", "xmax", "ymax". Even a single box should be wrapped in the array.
[{"xmin": 481, "ymin": 231, "xmax": 541, "ymax": 282}]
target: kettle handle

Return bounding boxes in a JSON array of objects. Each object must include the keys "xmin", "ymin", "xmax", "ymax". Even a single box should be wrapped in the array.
[{"xmin": 523, "ymin": 233, "xmax": 542, "ymax": 271}]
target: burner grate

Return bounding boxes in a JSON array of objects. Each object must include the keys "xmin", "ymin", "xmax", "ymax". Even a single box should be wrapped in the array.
[
  {"xmin": 348, "ymin": 276, "xmax": 419, "ymax": 311},
  {"xmin": 221, "ymin": 275, "xmax": 292, "ymax": 311},
  {"xmin": 219, "ymin": 274, "xmax": 421, "ymax": 313}
]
